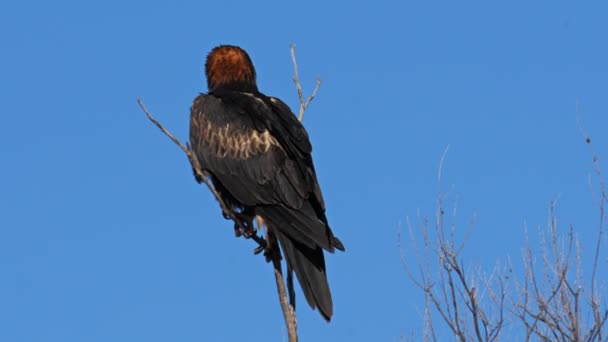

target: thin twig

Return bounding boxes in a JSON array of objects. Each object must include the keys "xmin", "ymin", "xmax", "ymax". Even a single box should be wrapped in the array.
[
  {"xmin": 290, "ymin": 44, "xmax": 321, "ymax": 122},
  {"xmin": 137, "ymin": 98, "xmax": 268, "ymax": 249},
  {"xmin": 138, "ymin": 98, "xmax": 190, "ymax": 155},
  {"xmin": 576, "ymin": 102, "xmax": 607, "ymax": 342}
]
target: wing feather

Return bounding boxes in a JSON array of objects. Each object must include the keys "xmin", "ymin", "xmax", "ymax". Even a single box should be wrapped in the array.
[
  {"xmin": 190, "ymin": 92, "xmax": 334, "ymax": 250},
  {"xmin": 190, "ymin": 93, "xmax": 308, "ymax": 208}
]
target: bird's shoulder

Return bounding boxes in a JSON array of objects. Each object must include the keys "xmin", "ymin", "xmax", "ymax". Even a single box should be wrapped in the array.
[
  {"xmin": 191, "ymin": 91, "xmax": 265, "ymax": 129},
  {"xmin": 266, "ymin": 96, "xmax": 312, "ymax": 154}
]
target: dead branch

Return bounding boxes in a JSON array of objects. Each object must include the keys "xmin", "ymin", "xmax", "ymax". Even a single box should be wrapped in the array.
[
  {"xmin": 401, "ymin": 106, "xmax": 607, "ymax": 341},
  {"xmin": 290, "ymin": 44, "xmax": 321, "ymax": 122},
  {"xmin": 399, "ymin": 146, "xmax": 505, "ymax": 341},
  {"xmin": 272, "ymin": 249, "xmax": 298, "ymax": 342},
  {"xmin": 577, "ymin": 102, "xmax": 608, "ymax": 342},
  {"xmin": 510, "ymin": 193, "xmax": 608, "ymax": 342},
  {"xmin": 137, "ymin": 98, "xmax": 268, "ymax": 251}
]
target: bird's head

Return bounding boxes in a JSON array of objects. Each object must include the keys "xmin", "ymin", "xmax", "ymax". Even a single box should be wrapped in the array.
[{"xmin": 205, "ymin": 45, "xmax": 257, "ymax": 92}]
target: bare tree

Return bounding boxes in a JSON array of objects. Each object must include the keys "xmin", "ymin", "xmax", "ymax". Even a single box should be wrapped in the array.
[
  {"xmin": 400, "ymin": 117, "xmax": 608, "ymax": 341},
  {"xmin": 138, "ymin": 44, "xmax": 321, "ymax": 342}
]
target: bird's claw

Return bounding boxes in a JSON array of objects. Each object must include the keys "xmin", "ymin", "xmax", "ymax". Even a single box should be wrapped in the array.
[
  {"xmin": 253, "ymin": 244, "xmax": 266, "ymax": 255},
  {"xmin": 224, "ymin": 210, "xmax": 267, "ymax": 256},
  {"xmin": 230, "ymin": 211, "xmax": 255, "ymax": 238},
  {"xmin": 263, "ymin": 245, "xmax": 282, "ymax": 263}
]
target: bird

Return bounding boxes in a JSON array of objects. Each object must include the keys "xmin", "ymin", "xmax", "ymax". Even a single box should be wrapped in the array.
[{"xmin": 189, "ymin": 45, "xmax": 344, "ymax": 321}]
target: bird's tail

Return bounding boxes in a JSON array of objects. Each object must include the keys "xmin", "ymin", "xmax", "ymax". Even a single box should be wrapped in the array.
[
  {"xmin": 258, "ymin": 204, "xmax": 343, "ymax": 321},
  {"xmin": 274, "ymin": 229, "xmax": 333, "ymax": 321}
]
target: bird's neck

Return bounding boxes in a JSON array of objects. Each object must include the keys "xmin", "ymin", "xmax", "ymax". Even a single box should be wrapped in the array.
[{"xmin": 209, "ymin": 81, "xmax": 259, "ymax": 94}]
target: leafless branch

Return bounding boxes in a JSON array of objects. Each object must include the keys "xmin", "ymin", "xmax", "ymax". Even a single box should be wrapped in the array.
[
  {"xmin": 290, "ymin": 44, "xmax": 321, "ymax": 122},
  {"xmin": 268, "ymin": 231, "xmax": 298, "ymax": 342},
  {"xmin": 138, "ymin": 98, "xmax": 268, "ymax": 248},
  {"xmin": 399, "ymin": 146, "xmax": 505, "ymax": 341},
  {"xmin": 511, "ymin": 191, "xmax": 607, "ymax": 342},
  {"xmin": 401, "ymin": 103, "xmax": 608, "ymax": 341},
  {"xmin": 576, "ymin": 102, "xmax": 608, "ymax": 342}
]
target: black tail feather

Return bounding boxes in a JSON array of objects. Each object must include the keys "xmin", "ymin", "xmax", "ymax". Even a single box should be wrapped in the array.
[
  {"xmin": 258, "ymin": 204, "xmax": 343, "ymax": 321},
  {"xmin": 275, "ymin": 229, "xmax": 333, "ymax": 321}
]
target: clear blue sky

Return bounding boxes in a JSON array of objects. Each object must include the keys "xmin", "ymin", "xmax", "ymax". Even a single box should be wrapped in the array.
[{"xmin": 1, "ymin": 1, "xmax": 607, "ymax": 341}]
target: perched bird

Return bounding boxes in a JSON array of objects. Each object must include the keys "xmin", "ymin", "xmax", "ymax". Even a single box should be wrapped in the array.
[{"xmin": 189, "ymin": 45, "xmax": 344, "ymax": 321}]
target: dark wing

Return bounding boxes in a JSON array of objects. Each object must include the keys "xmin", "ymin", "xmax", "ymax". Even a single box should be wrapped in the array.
[
  {"xmin": 267, "ymin": 96, "xmax": 327, "ymax": 216},
  {"xmin": 189, "ymin": 92, "xmax": 335, "ymax": 251}
]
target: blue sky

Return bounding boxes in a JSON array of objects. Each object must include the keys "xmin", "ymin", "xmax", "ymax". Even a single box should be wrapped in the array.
[{"xmin": 1, "ymin": 0, "xmax": 607, "ymax": 340}]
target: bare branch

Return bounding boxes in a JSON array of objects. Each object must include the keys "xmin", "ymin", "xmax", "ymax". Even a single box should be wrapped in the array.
[
  {"xmin": 290, "ymin": 43, "xmax": 322, "ymax": 122},
  {"xmin": 269, "ymin": 232, "xmax": 298, "ymax": 342},
  {"xmin": 576, "ymin": 101, "xmax": 607, "ymax": 341},
  {"xmin": 137, "ymin": 98, "xmax": 268, "ymax": 250},
  {"xmin": 400, "ymin": 145, "xmax": 508, "ymax": 341},
  {"xmin": 138, "ymin": 98, "xmax": 190, "ymax": 155}
]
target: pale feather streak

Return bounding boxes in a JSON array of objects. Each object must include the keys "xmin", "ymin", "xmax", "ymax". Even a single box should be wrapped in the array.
[{"xmin": 202, "ymin": 119, "xmax": 279, "ymax": 159}]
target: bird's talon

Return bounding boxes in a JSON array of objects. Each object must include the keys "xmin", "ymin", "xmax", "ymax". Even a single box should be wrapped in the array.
[{"xmin": 253, "ymin": 245, "xmax": 265, "ymax": 254}]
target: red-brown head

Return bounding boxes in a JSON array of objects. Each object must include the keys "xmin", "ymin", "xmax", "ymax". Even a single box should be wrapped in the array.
[{"xmin": 205, "ymin": 45, "xmax": 257, "ymax": 91}]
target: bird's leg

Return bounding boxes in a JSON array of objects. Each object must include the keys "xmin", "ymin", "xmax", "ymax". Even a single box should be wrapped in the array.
[
  {"xmin": 226, "ymin": 210, "xmax": 267, "ymax": 254},
  {"xmin": 287, "ymin": 264, "xmax": 296, "ymax": 309},
  {"xmin": 253, "ymin": 242, "xmax": 266, "ymax": 255},
  {"xmin": 238, "ymin": 208, "xmax": 257, "ymax": 238},
  {"xmin": 230, "ymin": 211, "xmax": 254, "ymax": 237},
  {"xmin": 192, "ymin": 166, "xmax": 204, "ymax": 184},
  {"xmin": 263, "ymin": 225, "xmax": 282, "ymax": 264},
  {"xmin": 252, "ymin": 215, "xmax": 274, "ymax": 257}
]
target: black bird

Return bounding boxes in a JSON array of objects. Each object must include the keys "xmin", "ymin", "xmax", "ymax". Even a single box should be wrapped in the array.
[{"xmin": 189, "ymin": 45, "xmax": 344, "ymax": 321}]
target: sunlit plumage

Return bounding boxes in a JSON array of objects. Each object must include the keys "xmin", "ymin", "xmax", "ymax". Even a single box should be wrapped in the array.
[{"xmin": 189, "ymin": 45, "xmax": 344, "ymax": 321}]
